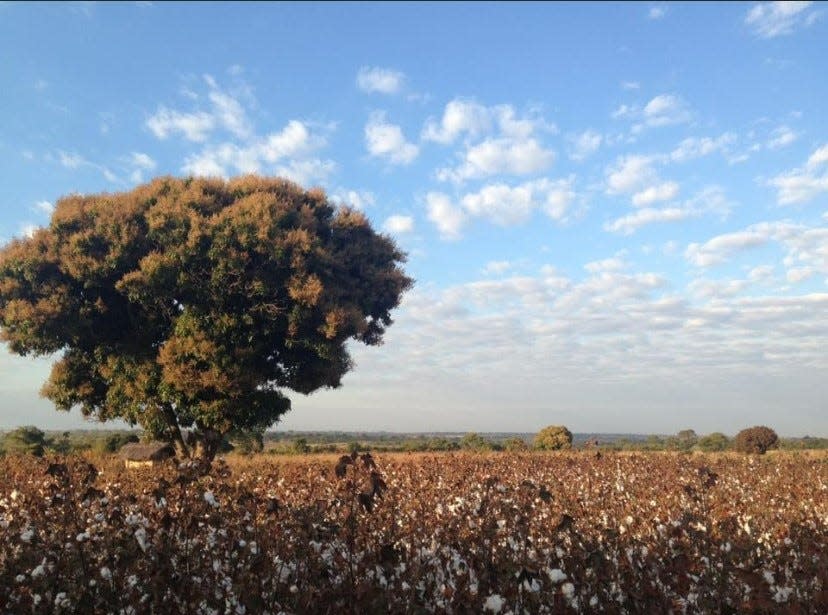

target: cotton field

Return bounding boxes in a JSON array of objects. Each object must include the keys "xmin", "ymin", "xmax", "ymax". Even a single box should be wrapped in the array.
[{"xmin": 1, "ymin": 452, "xmax": 826, "ymax": 613}]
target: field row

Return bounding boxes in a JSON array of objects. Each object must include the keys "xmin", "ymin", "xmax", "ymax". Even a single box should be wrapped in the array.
[{"xmin": 1, "ymin": 452, "xmax": 826, "ymax": 613}]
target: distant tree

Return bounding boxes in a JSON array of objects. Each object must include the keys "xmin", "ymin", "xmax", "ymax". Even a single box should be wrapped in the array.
[
  {"xmin": 228, "ymin": 427, "xmax": 265, "ymax": 455},
  {"xmin": 696, "ymin": 432, "xmax": 730, "ymax": 452},
  {"xmin": 293, "ymin": 437, "xmax": 311, "ymax": 454},
  {"xmin": 3, "ymin": 426, "xmax": 48, "ymax": 457},
  {"xmin": 0, "ymin": 177, "xmax": 412, "ymax": 462},
  {"xmin": 733, "ymin": 426, "xmax": 779, "ymax": 455},
  {"xmin": 533, "ymin": 425, "xmax": 573, "ymax": 451},
  {"xmin": 667, "ymin": 429, "xmax": 698, "ymax": 452},
  {"xmin": 503, "ymin": 437, "xmax": 529, "ymax": 452},
  {"xmin": 460, "ymin": 432, "xmax": 492, "ymax": 451}
]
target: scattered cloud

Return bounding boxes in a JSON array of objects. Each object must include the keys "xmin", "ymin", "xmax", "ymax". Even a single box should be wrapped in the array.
[
  {"xmin": 383, "ymin": 214, "xmax": 414, "ymax": 234},
  {"xmin": 642, "ymin": 94, "xmax": 691, "ymax": 127},
  {"xmin": 364, "ymin": 112, "xmax": 419, "ymax": 165},
  {"xmin": 181, "ymin": 119, "xmax": 332, "ymax": 181},
  {"xmin": 606, "ymin": 187, "xmax": 730, "ymax": 235},
  {"xmin": 482, "ymin": 260, "xmax": 513, "ymax": 275},
  {"xmin": 632, "ymin": 181, "xmax": 680, "ymax": 206},
  {"xmin": 332, "ymin": 189, "xmax": 375, "ymax": 210},
  {"xmin": 621, "ymin": 81, "xmax": 641, "ymax": 90},
  {"xmin": 648, "ymin": 5, "xmax": 666, "ymax": 20},
  {"xmin": 437, "ymin": 137, "xmax": 554, "ymax": 183},
  {"xmin": 568, "ymin": 130, "xmax": 603, "ymax": 161},
  {"xmin": 58, "ymin": 151, "xmax": 86, "ymax": 169},
  {"xmin": 768, "ymin": 142, "xmax": 828, "ymax": 204},
  {"xmin": 605, "ymin": 155, "xmax": 659, "ymax": 194},
  {"xmin": 766, "ymin": 125, "xmax": 799, "ymax": 149},
  {"xmin": 422, "ymin": 99, "xmax": 548, "ymax": 145},
  {"xmin": 33, "ymin": 201, "xmax": 54, "ymax": 216},
  {"xmin": 356, "ymin": 66, "xmax": 405, "ymax": 94},
  {"xmin": 425, "ymin": 177, "xmax": 577, "ymax": 238},
  {"xmin": 670, "ymin": 133, "xmax": 736, "ymax": 162},
  {"xmin": 426, "ymin": 192, "xmax": 466, "ymax": 240},
  {"xmin": 147, "ymin": 108, "xmax": 214, "ymax": 142},
  {"xmin": 745, "ymin": 1, "xmax": 818, "ymax": 38}
]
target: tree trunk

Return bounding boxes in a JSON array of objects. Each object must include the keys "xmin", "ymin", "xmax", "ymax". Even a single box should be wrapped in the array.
[{"xmin": 162, "ymin": 403, "xmax": 191, "ymax": 459}]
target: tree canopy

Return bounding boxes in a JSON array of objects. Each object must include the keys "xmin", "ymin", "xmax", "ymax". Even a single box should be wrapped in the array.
[
  {"xmin": 533, "ymin": 425, "xmax": 573, "ymax": 451},
  {"xmin": 0, "ymin": 176, "xmax": 412, "ymax": 460},
  {"xmin": 733, "ymin": 425, "xmax": 779, "ymax": 455}
]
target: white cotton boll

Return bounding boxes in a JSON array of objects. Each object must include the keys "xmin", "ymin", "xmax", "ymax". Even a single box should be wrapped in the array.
[
  {"xmin": 289, "ymin": 585, "xmax": 299, "ymax": 594},
  {"xmin": 31, "ymin": 560, "xmax": 47, "ymax": 578},
  {"xmin": 100, "ymin": 567, "xmax": 112, "ymax": 580},
  {"xmin": 483, "ymin": 594, "xmax": 505, "ymax": 612},
  {"xmin": 547, "ymin": 568, "xmax": 567, "ymax": 583},
  {"xmin": 763, "ymin": 570, "xmax": 775, "ymax": 585},
  {"xmin": 15, "ymin": 574, "xmax": 25, "ymax": 583},
  {"xmin": 204, "ymin": 490, "xmax": 219, "ymax": 507},
  {"xmin": 10, "ymin": 490, "xmax": 19, "ymax": 501},
  {"xmin": 20, "ymin": 528, "xmax": 34, "ymax": 542},
  {"xmin": 134, "ymin": 527, "xmax": 148, "ymax": 552},
  {"xmin": 561, "ymin": 582, "xmax": 575, "ymax": 599}
]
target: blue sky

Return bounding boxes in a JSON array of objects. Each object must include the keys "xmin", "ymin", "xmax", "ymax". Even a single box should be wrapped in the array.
[{"xmin": 1, "ymin": 2, "xmax": 826, "ymax": 436}]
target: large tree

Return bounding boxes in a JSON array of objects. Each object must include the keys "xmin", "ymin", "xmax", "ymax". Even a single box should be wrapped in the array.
[{"xmin": 0, "ymin": 176, "xmax": 412, "ymax": 460}]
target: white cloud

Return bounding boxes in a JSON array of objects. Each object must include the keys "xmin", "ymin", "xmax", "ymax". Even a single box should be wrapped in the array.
[
  {"xmin": 768, "ymin": 143, "xmax": 828, "ymax": 204},
  {"xmin": 685, "ymin": 222, "xmax": 788, "ymax": 267},
  {"xmin": 807, "ymin": 144, "xmax": 828, "ymax": 168},
  {"xmin": 605, "ymin": 155, "xmax": 658, "ymax": 194},
  {"xmin": 333, "ymin": 189, "xmax": 375, "ymax": 210},
  {"xmin": 208, "ymin": 89, "xmax": 252, "ymax": 139},
  {"xmin": 181, "ymin": 119, "xmax": 333, "ymax": 182},
  {"xmin": 632, "ymin": 181, "xmax": 680, "ymax": 207},
  {"xmin": 130, "ymin": 152, "xmax": 156, "ymax": 170},
  {"xmin": 648, "ymin": 6, "xmax": 666, "ymax": 19},
  {"xmin": 383, "ymin": 215, "xmax": 414, "ymax": 234},
  {"xmin": 364, "ymin": 112, "xmax": 419, "ymax": 165},
  {"xmin": 584, "ymin": 255, "xmax": 627, "ymax": 273},
  {"xmin": 356, "ymin": 66, "xmax": 405, "ymax": 94},
  {"xmin": 621, "ymin": 81, "xmax": 641, "ymax": 90},
  {"xmin": 766, "ymin": 125, "xmax": 798, "ymax": 149},
  {"xmin": 274, "ymin": 158, "xmax": 336, "ymax": 187},
  {"xmin": 146, "ymin": 107, "xmax": 215, "ymax": 142},
  {"xmin": 606, "ymin": 186, "xmax": 730, "ymax": 235},
  {"xmin": 438, "ymin": 138, "xmax": 554, "ymax": 183},
  {"xmin": 685, "ymin": 221, "xmax": 828, "ymax": 288},
  {"xmin": 670, "ymin": 133, "xmax": 736, "ymax": 162},
  {"xmin": 426, "ymin": 192, "xmax": 466, "ymax": 240},
  {"xmin": 483, "ymin": 260, "xmax": 513, "ymax": 275},
  {"xmin": 745, "ymin": 1, "xmax": 817, "ymax": 38},
  {"xmin": 33, "ymin": 201, "xmax": 54, "ymax": 216},
  {"xmin": 146, "ymin": 76, "xmax": 254, "ymax": 143},
  {"xmin": 642, "ymin": 94, "xmax": 691, "ymax": 127},
  {"xmin": 568, "ymin": 130, "xmax": 602, "ymax": 161},
  {"xmin": 422, "ymin": 99, "xmax": 548, "ymax": 145},
  {"xmin": 460, "ymin": 177, "xmax": 576, "ymax": 227},
  {"xmin": 612, "ymin": 95, "xmax": 692, "ymax": 129},
  {"xmin": 606, "ymin": 207, "xmax": 696, "ymax": 235},
  {"xmin": 58, "ymin": 151, "xmax": 86, "ymax": 169}
]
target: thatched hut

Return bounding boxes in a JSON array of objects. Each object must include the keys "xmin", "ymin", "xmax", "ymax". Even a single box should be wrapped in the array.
[{"xmin": 120, "ymin": 442, "xmax": 175, "ymax": 469}]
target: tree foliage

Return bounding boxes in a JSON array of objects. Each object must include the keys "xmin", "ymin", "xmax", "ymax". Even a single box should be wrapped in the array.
[
  {"xmin": 733, "ymin": 425, "xmax": 779, "ymax": 455},
  {"xmin": 2, "ymin": 426, "xmax": 49, "ymax": 457},
  {"xmin": 696, "ymin": 432, "xmax": 730, "ymax": 452},
  {"xmin": 0, "ymin": 176, "xmax": 412, "ymax": 460},
  {"xmin": 533, "ymin": 425, "xmax": 573, "ymax": 451}
]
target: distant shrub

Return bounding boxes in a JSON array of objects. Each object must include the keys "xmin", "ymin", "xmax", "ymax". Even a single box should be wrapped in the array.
[
  {"xmin": 733, "ymin": 426, "xmax": 778, "ymax": 455},
  {"xmin": 460, "ymin": 432, "xmax": 492, "ymax": 452},
  {"xmin": 2, "ymin": 426, "xmax": 48, "ymax": 457},
  {"xmin": 533, "ymin": 425, "xmax": 573, "ymax": 451},
  {"xmin": 696, "ymin": 432, "xmax": 730, "ymax": 452},
  {"xmin": 503, "ymin": 437, "xmax": 529, "ymax": 452}
]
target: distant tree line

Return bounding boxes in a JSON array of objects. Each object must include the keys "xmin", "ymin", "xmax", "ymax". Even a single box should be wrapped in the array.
[{"xmin": 1, "ymin": 424, "xmax": 824, "ymax": 458}]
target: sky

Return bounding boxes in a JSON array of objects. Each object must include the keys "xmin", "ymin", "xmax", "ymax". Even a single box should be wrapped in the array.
[{"xmin": 0, "ymin": 2, "xmax": 826, "ymax": 436}]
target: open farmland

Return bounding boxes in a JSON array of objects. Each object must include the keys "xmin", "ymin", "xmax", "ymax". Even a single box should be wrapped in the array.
[{"xmin": 1, "ymin": 452, "xmax": 826, "ymax": 614}]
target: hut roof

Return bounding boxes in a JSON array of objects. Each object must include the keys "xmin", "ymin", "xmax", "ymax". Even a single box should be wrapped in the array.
[{"xmin": 119, "ymin": 442, "xmax": 175, "ymax": 461}]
